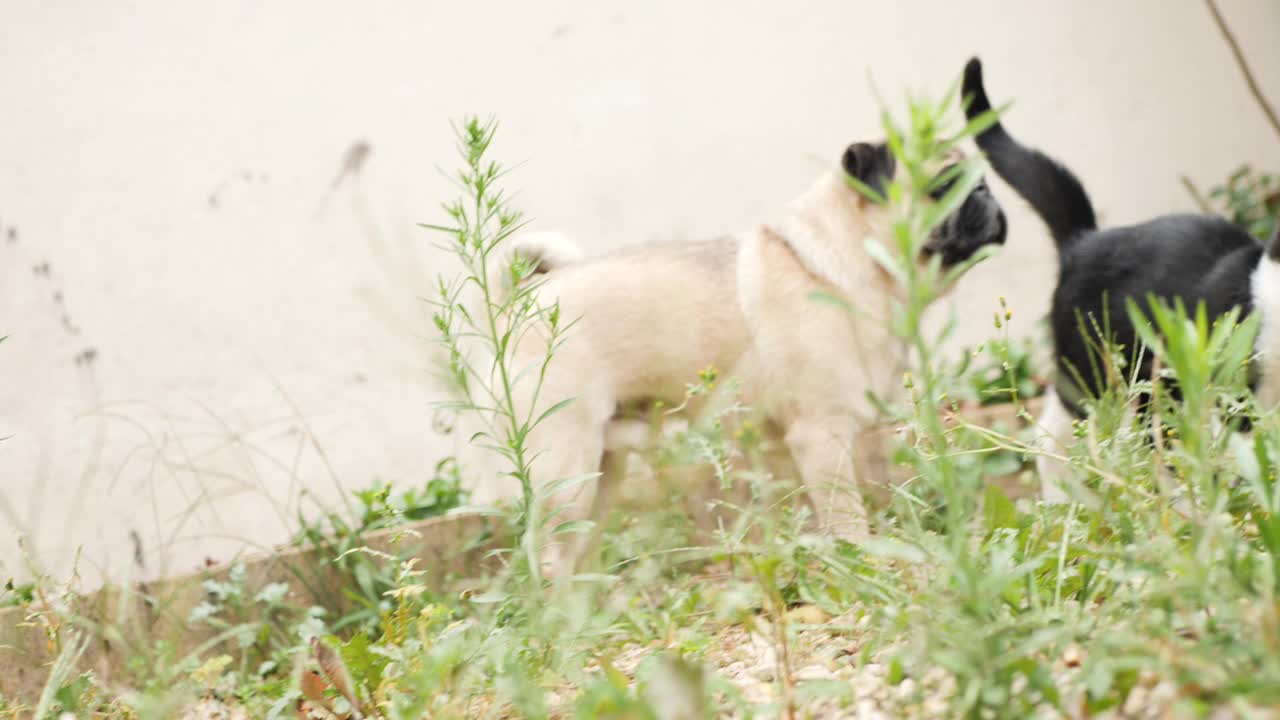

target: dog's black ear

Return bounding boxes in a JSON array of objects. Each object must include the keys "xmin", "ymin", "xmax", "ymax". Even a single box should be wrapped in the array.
[{"xmin": 842, "ymin": 142, "xmax": 896, "ymax": 200}]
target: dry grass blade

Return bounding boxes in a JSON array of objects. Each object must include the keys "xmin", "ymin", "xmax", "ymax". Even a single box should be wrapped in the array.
[{"xmin": 311, "ymin": 637, "xmax": 364, "ymax": 719}]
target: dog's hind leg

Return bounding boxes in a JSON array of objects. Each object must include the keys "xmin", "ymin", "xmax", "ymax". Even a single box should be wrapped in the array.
[
  {"xmin": 1033, "ymin": 388, "xmax": 1076, "ymax": 503},
  {"xmin": 784, "ymin": 413, "xmax": 868, "ymax": 540}
]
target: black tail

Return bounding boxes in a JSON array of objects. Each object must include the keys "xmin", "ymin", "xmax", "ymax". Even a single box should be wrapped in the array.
[{"xmin": 963, "ymin": 57, "xmax": 1098, "ymax": 251}]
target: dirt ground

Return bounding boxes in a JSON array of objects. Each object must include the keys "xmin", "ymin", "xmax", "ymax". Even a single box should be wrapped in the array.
[{"xmin": 2, "ymin": 1, "xmax": 1279, "ymax": 594}]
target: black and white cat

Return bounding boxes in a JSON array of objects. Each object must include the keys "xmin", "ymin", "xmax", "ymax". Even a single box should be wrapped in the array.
[{"xmin": 962, "ymin": 56, "xmax": 1280, "ymax": 498}]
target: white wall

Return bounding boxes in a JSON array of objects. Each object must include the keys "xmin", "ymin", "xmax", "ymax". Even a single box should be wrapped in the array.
[{"xmin": 2, "ymin": 0, "xmax": 1278, "ymax": 584}]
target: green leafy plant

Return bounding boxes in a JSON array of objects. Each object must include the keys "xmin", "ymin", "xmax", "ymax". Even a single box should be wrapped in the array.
[
  {"xmin": 0, "ymin": 579, "xmax": 35, "ymax": 609},
  {"xmin": 352, "ymin": 459, "xmax": 468, "ymax": 529},
  {"xmin": 288, "ymin": 458, "xmax": 466, "ymax": 633},
  {"xmin": 1208, "ymin": 165, "xmax": 1280, "ymax": 242},
  {"xmin": 947, "ymin": 332, "xmax": 1046, "ymax": 408},
  {"xmin": 427, "ymin": 117, "xmax": 584, "ymax": 587}
]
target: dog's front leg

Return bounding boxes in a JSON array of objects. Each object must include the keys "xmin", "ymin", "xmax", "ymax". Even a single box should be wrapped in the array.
[
  {"xmin": 516, "ymin": 387, "xmax": 614, "ymax": 579},
  {"xmin": 546, "ymin": 446, "xmax": 625, "ymax": 579},
  {"xmin": 784, "ymin": 414, "xmax": 869, "ymax": 540},
  {"xmin": 532, "ymin": 437, "xmax": 613, "ymax": 580}
]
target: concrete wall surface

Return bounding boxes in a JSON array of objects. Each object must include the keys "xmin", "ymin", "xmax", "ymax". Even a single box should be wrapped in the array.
[{"xmin": 2, "ymin": 0, "xmax": 1278, "ymax": 585}]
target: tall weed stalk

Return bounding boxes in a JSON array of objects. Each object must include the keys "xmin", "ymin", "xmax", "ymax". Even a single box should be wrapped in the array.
[{"xmin": 427, "ymin": 118, "xmax": 580, "ymax": 588}]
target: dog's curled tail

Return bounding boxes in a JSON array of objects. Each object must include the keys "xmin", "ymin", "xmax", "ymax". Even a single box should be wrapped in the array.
[
  {"xmin": 962, "ymin": 57, "xmax": 1098, "ymax": 251},
  {"xmin": 487, "ymin": 230, "xmax": 585, "ymax": 299}
]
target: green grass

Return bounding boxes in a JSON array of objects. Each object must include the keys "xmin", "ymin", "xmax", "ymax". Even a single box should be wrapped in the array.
[
  {"xmin": 5, "ymin": 82, "xmax": 1280, "ymax": 720},
  {"xmin": 1207, "ymin": 166, "xmax": 1279, "ymax": 243}
]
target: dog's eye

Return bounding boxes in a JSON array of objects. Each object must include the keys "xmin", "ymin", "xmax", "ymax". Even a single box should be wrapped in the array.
[{"xmin": 928, "ymin": 165, "xmax": 960, "ymax": 201}]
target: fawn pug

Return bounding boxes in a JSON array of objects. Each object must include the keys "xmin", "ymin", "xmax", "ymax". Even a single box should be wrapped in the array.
[{"xmin": 475, "ymin": 137, "xmax": 1007, "ymax": 574}]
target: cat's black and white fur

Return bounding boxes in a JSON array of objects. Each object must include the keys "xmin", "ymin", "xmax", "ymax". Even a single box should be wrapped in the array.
[{"xmin": 962, "ymin": 56, "xmax": 1280, "ymax": 498}]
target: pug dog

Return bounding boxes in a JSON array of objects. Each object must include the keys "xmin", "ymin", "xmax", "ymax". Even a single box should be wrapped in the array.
[
  {"xmin": 961, "ymin": 56, "xmax": 1280, "ymax": 499},
  {"xmin": 474, "ymin": 137, "xmax": 1008, "ymax": 575}
]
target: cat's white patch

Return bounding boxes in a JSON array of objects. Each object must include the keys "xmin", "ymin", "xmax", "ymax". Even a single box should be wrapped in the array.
[
  {"xmin": 1033, "ymin": 387, "xmax": 1075, "ymax": 503},
  {"xmin": 1249, "ymin": 255, "xmax": 1280, "ymax": 409}
]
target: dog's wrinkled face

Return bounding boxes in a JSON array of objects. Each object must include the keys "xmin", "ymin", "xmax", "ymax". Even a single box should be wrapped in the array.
[
  {"xmin": 922, "ymin": 165, "xmax": 1008, "ymax": 267},
  {"xmin": 841, "ymin": 142, "xmax": 1007, "ymax": 268}
]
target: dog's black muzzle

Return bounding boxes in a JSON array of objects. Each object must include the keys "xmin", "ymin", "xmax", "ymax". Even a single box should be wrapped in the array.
[{"xmin": 925, "ymin": 181, "xmax": 1008, "ymax": 267}]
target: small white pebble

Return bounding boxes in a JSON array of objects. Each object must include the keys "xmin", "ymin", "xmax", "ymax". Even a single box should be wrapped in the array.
[
  {"xmin": 1147, "ymin": 680, "xmax": 1177, "ymax": 709},
  {"xmin": 852, "ymin": 673, "xmax": 881, "ymax": 699},
  {"xmin": 1206, "ymin": 707, "xmax": 1238, "ymax": 720},
  {"xmin": 1062, "ymin": 644, "xmax": 1084, "ymax": 667},
  {"xmin": 1122, "ymin": 685, "xmax": 1148, "ymax": 716},
  {"xmin": 742, "ymin": 681, "xmax": 774, "ymax": 704},
  {"xmin": 856, "ymin": 699, "xmax": 890, "ymax": 720},
  {"xmin": 923, "ymin": 696, "xmax": 949, "ymax": 718},
  {"xmin": 794, "ymin": 664, "xmax": 835, "ymax": 681}
]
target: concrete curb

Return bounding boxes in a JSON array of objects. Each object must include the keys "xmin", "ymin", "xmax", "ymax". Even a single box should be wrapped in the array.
[{"xmin": 0, "ymin": 512, "xmax": 500, "ymax": 704}]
